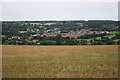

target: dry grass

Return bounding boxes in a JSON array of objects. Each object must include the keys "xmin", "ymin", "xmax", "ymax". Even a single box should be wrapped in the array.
[
  {"xmin": 25, "ymin": 23, "xmax": 43, "ymax": 25},
  {"xmin": 2, "ymin": 45, "xmax": 118, "ymax": 78},
  {"xmin": 44, "ymin": 23, "xmax": 56, "ymax": 25},
  {"xmin": 19, "ymin": 31, "xmax": 28, "ymax": 33},
  {"xmin": 24, "ymin": 23, "xmax": 56, "ymax": 26}
]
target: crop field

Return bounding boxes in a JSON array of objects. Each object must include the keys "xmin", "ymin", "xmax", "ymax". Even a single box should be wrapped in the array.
[
  {"xmin": 19, "ymin": 31, "xmax": 28, "ymax": 33},
  {"xmin": 44, "ymin": 23, "xmax": 56, "ymax": 25},
  {"xmin": 2, "ymin": 45, "xmax": 118, "ymax": 78}
]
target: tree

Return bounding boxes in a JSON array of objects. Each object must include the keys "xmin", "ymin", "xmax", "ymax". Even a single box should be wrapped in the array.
[
  {"xmin": 106, "ymin": 40, "xmax": 114, "ymax": 45},
  {"xmin": 56, "ymin": 34, "xmax": 62, "ymax": 45},
  {"xmin": 65, "ymin": 39, "xmax": 77, "ymax": 45},
  {"xmin": 81, "ymin": 40, "xmax": 87, "ymax": 45},
  {"xmin": 117, "ymin": 40, "xmax": 120, "ymax": 45}
]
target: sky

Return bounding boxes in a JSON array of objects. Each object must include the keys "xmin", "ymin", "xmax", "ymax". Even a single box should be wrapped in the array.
[
  {"xmin": 1, "ymin": 1, "xmax": 118, "ymax": 21},
  {"xmin": 0, "ymin": 0, "xmax": 119, "ymax": 2}
]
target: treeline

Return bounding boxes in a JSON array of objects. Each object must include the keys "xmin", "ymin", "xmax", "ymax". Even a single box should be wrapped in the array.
[{"xmin": 2, "ymin": 20, "xmax": 118, "ymax": 33}]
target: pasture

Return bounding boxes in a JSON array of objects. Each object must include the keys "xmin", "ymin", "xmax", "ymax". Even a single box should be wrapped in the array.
[
  {"xmin": 2, "ymin": 45, "xmax": 118, "ymax": 78},
  {"xmin": 76, "ymin": 32, "xmax": 120, "ymax": 42}
]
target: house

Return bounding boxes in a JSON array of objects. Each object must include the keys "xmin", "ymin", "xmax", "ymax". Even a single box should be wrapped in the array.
[
  {"xmin": 8, "ymin": 38, "xmax": 12, "ymax": 40},
  {"xmin": 32, "ymin": 40, "xmax": 38, "ymax": 43},
  {"xmin": 28, "ymin": 41, "xmax": 32, "ymax": 43},
  {"xmin": 12, "ymin": 36, "xmax": 19, "ymax": 39},
  {"xmin": 32, "ymin": 34, "xmax": 40, "ymax": 37},
  {"xmin": 87, "ymin": 42, "xmax": 91, "ymax": 45}
]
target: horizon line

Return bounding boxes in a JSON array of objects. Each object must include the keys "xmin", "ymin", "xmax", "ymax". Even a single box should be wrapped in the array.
[{"xmin": 0, "ymin": 19, "xmax": 118, "ymax": 21}]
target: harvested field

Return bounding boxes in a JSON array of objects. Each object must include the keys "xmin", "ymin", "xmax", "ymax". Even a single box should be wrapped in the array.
[
  {"xmin": 25, "ymin": 23, "xmax": 43, "ymax": 25},
  {"xmin": 2, "ymin": 45, "xmax": 118, "ymax": 78},
  {"xmin": 44, "ymin": 23, "xmax": 56, "ymax": 25}
]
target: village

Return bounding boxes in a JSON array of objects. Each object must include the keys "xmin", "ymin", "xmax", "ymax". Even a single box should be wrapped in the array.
[{"xmin": 7, "ymin": 27, "xmax": 111, "ymax": 44}]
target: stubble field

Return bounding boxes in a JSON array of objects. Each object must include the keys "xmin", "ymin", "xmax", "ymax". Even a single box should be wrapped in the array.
[{"xmin": 2, "ymin": 45, "xmax": 118, "ymax": 78}]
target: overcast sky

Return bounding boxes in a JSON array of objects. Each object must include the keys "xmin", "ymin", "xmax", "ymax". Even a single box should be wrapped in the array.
[{"xmin": 1, "ymin": 2, "xmax": 118, "ymax": 21}]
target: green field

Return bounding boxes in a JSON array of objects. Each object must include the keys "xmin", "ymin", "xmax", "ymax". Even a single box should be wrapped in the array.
[
  {"xmin": 96, "ymin": 37, "xmax": 101, "ymax": 40},
  {"xmin": 76, "ymin": 32, "xmax": 119, "ymax": 42},
  {"xmin": 76, "ymin": 39, "xmax": 93, "ymax": 42},
  {"xmin": 77, "ymin": 23, "xmax": 83, "ymax": 27},
  {"xmin": 1, "ymin": 35, "xmax": 6, "ymax": 38},
  {"xmin": 39, "ymin": 26, "xmax": 45, "ymax": 28},
  {"xmin": 104, "ymin": 32, "xmax": 119, "ymax": 39}
]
